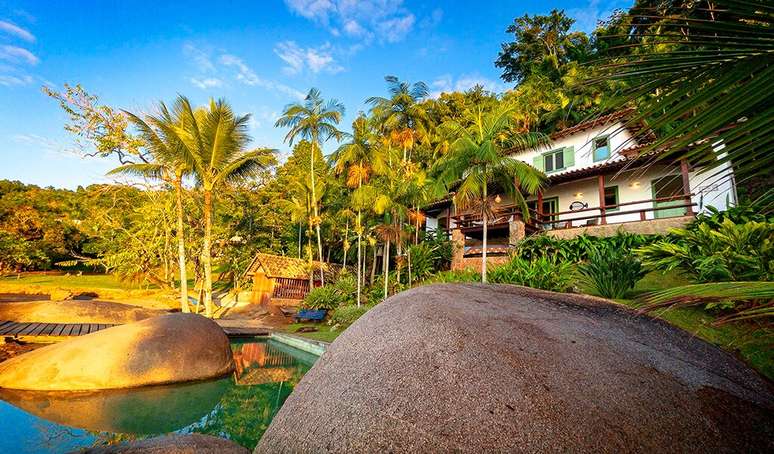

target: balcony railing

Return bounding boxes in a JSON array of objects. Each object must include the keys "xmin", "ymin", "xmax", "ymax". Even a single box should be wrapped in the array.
[{"xmin": 449, "ymin": 194, "xmax": 695, "ymax": 232}]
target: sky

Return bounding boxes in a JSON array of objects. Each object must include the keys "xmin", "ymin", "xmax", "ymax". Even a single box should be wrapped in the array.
[{"xmin": 0, "ymin": 0, "xmax": 630, "ymax": 189}]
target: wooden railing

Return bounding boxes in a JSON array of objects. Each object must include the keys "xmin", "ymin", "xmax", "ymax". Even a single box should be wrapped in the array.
[
  {"xmin": 272, "ymin": 277, "xmax": 312, "ymax": 299},
  {"xmin": 449, "ymin": 194, "xmax": 695, "ymax": 231}
]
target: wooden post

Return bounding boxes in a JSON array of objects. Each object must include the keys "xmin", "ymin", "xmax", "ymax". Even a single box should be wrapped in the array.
[
  {"xmin": 537, "ymin": 191, "xmax": 543, "ymax": 217},
  {"xmin": 598, "ymin": 174, "xmax": 607, "ymax": 225},
  {"xmin": 680, "ymin": 159, "xmax": 693, "ymax": 215}
]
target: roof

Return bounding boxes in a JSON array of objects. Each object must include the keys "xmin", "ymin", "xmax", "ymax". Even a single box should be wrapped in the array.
[
  {"xmin": 549, "ymin": 108, "xmax": 650, "ymax": 141},
  {"xmin": 245, "ymin": 252, "xmax": 344, "ymax": 280}
]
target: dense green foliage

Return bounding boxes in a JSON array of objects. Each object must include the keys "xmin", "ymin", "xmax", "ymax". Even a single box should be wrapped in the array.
[
  {"xmin": 579, "ymin": 248, "xmax": 646, "ymax": 299},
  {"xmin": 516, "ymin": 232, "xmax": 656, "ymax": 263},
  {"xmin": 637, "ymin": 220, "xmax": 773, "ymax": 283},
  {"xmin": 488, "ymin": 256, "xmax": 575, "ymax": 292}
]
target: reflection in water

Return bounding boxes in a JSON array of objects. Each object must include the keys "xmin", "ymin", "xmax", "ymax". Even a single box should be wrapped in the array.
[{"xmin": 0, "ymin": 339, "xmax": 315, "ymax": 453}]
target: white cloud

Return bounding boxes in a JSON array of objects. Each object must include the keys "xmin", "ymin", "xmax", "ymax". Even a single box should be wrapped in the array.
[
  {"xmin": 375, "ymin": 14, "xmax": 415, "ymax": 43},
  {"xmin": 220, "ymin": 53, "xmax": 306, "ymax": 100},
  {"xmin": 183, "ymin": 43, "xmax": 215, "ymax": 73},
  {"xmin": 189, "ymin": 77, "xmax": 222, "ymax": 89},
  {"xmin": 0, "ymin": 74, "xmax": 32, "ymax": 86},
  {"xmin": 10, "ymin": 133, "xmax": 73, "ymax": 159},
  {"xmin": 283, "ymin": 0, "xmax": 419, "ymax": 44},
  {"xmin": 274, "ymin": 41, "xmax": 343, "ymax": 75},
  {"xmin": 430, "ymin": 74, "xmax": 505, "ymax": 98},
  {"xmin": 0, "ymin": 20, "xmax": 35, "ymax": 42},
  {"xmin": 0, "ymin": 45, "xmax": 38, "ymax": 65}
]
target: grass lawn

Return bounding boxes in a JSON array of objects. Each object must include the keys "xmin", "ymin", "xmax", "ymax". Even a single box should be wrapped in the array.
[
  {"xmin": 0, "ymin": 273, "xmax": 150, "ymax": 291},
  {"xmin": 286, "ymin": 322, "xmax": 342, "ymax": 343},
  {"xmin": 586, "ymin": 271, "xmax": 773, "ymax": 381}
]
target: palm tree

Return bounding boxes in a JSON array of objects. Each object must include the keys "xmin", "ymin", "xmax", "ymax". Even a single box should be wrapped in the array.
[
  {"xmin": 595, "ymin": 0, "xmax": 773, "ymax": 180},
  {"xmin": 434, "ymin": 105, "xmax": 548, "ymax": 282},
  {"xmin": 174, "ymin": 96, "xmax": 276, "ymax": 317},
  {"xmin": 366, "ymin": 76, "xmax": 429, "ymax": 162},
  {"xmin": 276, "ymin": 88, "xmax": 345, "ymax": 286},
  {"xmin": 333, "ymin": 116, "xmax": 388, "ymax": 306},
  {"xmin": 108, "ymin": 101, "xmax": 194, "ymax": 313}
]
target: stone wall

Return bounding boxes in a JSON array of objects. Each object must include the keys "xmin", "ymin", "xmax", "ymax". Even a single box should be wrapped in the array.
[
  {"xmin": 544, "ymin": 216, "xmax": 693, "ymax": 240},
  {"xmin": 452, "ymin": 256, "xmax": 510, "ymax": 273}
]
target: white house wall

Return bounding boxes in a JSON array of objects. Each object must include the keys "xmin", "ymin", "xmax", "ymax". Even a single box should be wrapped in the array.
[{"xmin": 512, "ymin": 122, "xmax": 637, "ymax": 172}]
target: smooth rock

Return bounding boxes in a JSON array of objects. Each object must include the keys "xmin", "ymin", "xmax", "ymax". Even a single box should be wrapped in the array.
[
  {"xmin": 0, "ymin": 313, "xmax": 234, "ymax": 390},
  {"xmin": 72, "ymin": 433, "xmax": 249, "ymax": 453},
  {"xmin": 256, "ymin": 283, "xmax": 774, "ymax": 453},
  {"xmin": 0, "ymin": 300, "xmax": 165, "ymax": 324}
]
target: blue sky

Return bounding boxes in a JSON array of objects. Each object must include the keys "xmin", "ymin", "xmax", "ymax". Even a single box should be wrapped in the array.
[{"xmin": 0, "ymin": 0, "xmax": 629, "ymax": 188}]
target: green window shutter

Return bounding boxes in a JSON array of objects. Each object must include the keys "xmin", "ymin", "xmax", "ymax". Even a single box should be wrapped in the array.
[
  {"xmin": 532, "ymin": 155, "xmax": 544, "ymax": 171},
  {"xmin": 563, "ymin": 146, "xmax": 575, "ymax": 168}
]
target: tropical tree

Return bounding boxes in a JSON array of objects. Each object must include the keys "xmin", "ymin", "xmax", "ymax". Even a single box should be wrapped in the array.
[
  {"xmin": 109, "ymin": 101, "xmax": 194, "ymax": 312},
  {"xmin": 594, "ymin": 0, "xmax": 774, "ymax": 180},
  {"xmin": 276, "ymin": 88, "xmax": 345, "ymax": 286},
  {"xmin": 434, "ymin": 105, "xmax": 548, "ymax": 282},
  {"xmin": 366, "ymin": 76, "xmax": 429, "ymax": 162},
  {"xmin": 175, "ymin": 97, "xmax": 276, "ymax": 317},
  {"xmin": 333, "ymin": 116, "xmax": 389, "ymax": 306}
]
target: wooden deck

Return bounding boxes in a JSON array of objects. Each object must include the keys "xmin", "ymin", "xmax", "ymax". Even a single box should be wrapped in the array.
[
  {"xmin": 0, "ymin": 319, "xmax": 270, "ymax": 341},
  {"xmin": 0, "ymin": 320, "xmax": 116, "ymax": 341}
]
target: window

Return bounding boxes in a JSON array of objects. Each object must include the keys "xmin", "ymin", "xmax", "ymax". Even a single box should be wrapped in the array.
[
  {"xmin": 543, "ymin": 150, "xmax": 565, "ymax": 173},
  {"xmin": 593, "ymin": 137, "xmax": 610, "ymax": 162},
  {"xmin": 604, "ymin": 186, "xmax": 619, "ymax": 212}
]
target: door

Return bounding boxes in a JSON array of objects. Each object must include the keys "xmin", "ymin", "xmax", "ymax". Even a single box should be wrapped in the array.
[
  {"xmin": 652, "ymin": 176, "xmax": 686, "ymax": 219},
  {"xmin": 528, "ymin": 197, "xmax": 558, "ymax": 228}
]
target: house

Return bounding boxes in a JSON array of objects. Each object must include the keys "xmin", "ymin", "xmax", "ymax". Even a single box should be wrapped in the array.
[
  {"xmin": 244, "ymin": 253, "xmax": 344, "ymax": 305},
  {"xmin": 424, "ymin": 110, "xmax": 737, "ymax": 271}
]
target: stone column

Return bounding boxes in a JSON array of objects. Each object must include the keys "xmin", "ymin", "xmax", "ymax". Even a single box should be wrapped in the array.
[
  {"xmin": 451, "ymin": 228, "xmax": 465, "ymax": 270},
  {"xmin": 509, "ymin": 218, "xmax": 526, "ymax": 247}
]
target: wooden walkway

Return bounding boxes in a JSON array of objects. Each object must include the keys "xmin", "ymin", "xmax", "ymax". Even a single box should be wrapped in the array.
[
  {"xmin": 0, "ymin": 320, "xmax": 116, "ymax": 339},
  {"xmin": 0, "ymin": 319, "xmax": 269, "ymax": 341}
]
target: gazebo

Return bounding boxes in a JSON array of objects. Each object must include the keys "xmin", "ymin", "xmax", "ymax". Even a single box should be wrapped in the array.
[{"xmin": 244, "ymin": 253, "xmax": 343, "ymax": 305}]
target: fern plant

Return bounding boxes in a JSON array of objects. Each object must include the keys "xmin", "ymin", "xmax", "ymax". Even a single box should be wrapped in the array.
[{"xmin": 579, "ymin": 247, "xmax": 645, "ymax": 299}]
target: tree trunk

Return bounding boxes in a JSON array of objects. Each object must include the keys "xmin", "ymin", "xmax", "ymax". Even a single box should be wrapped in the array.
[
  {"xmin": 310, "ymin": 137, "xmax": 325, "ymax": 286},
  {"xmin": 383, "ymin": 240, "xmax": 390, "ymax": 299},
  {"xmin": 356, "ymin": 214, "xmax": 362, "ymax": 307},
  {"xmin": 201, "ymin": 189, "xmax": 214, "ymax": 317},
  {"xmin": 371, "ymin": 243, "xmax": 378, "ymax": 285},
  {"xmin": 297, "ymin": 222, "xmax": 302, "ymax": 259},
  {"xmin": 482, "ymin": 211, "xmax": 488, "ymax": 284},
  {"xmin": 175, "ymin": 181, "xmax": 189, "ymax": 313},
  {"xmin": 343, "ymin": 219, "xmax": 348, "ymax": 268}
]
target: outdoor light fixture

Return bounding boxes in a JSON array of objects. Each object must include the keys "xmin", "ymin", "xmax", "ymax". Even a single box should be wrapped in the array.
[
  {"xmin": 494, "ymin": 194, "xmax": 502, "ymax": 203},
  {"xmin": 629, "ymin": 181, "xmax": 641, "ymax": 188},
  {"xmin": 574, "ymin": 192, "xmax": 583, "ymax": 198}
]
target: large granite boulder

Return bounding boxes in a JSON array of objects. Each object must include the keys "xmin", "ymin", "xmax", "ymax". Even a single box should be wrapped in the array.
[
  {"xmin": 0, "ymin": 300, "xmax": 165, "ymax": 324},
  {"xmin": 257, "ymin": 284, "xmax": 774, "ymax": 453},
  {"xmin": 0, "ymin": 313, "xmax": 234, "ymax": 390},
  {"xmin": 73, "ymin": 434, "xmax": 249, "ymax": 453}
]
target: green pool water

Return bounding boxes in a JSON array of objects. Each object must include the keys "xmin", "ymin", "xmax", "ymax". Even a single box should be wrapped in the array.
[{"xmin": 0, "ymin": 338, "xmax": 318, "ymax": 453}]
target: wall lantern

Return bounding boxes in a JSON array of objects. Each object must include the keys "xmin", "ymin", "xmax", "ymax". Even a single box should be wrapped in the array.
[
  {"xmin": 494, "ymin": 194, "xmax": 502, "ymax": 203},
  {"xmin": 574, "ymin": 192, "xmax": 583, "ymax": 199},
  {"xmin": 629, "ymin": 181, "xmax": 641, "ymax": 188}
]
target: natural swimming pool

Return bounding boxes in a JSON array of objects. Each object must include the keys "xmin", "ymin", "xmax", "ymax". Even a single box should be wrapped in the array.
[{"xmin": 0, "ymin": 338, "xmax": 318, "ymax": 453}]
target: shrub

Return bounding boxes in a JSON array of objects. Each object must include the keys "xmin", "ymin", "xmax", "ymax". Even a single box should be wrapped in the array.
[
  {"xmin": 329, "ymin": 304, "xmax": 374, "ymax": 328},
  {"xmin": 302, "ymin": 285, "xmax": 341, "ymax": 310},
  {"xmin": 636, "ymin": 219, "xmax": 773, "ymax": 283},
  {"xmin": 578, "ymin": 247, "xmax": 645, "ymax": 299},
  {"xmin": 302, "ymin": 274, "xmax": 361, "ymax": 310},
  {"xmin": 516, "ymin": 232, "xmax": 656, "ymax": 263},
  {"xmin": 488, "ymin": 255, "xmax": 575, "ymax": 292},
  {"xmin": 423, "ymin": 269, "xmax": 480, "ymax": 284},
  {"xmin": 402, "ymin": 232, "xmax": 453, "ymax": 283}
]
